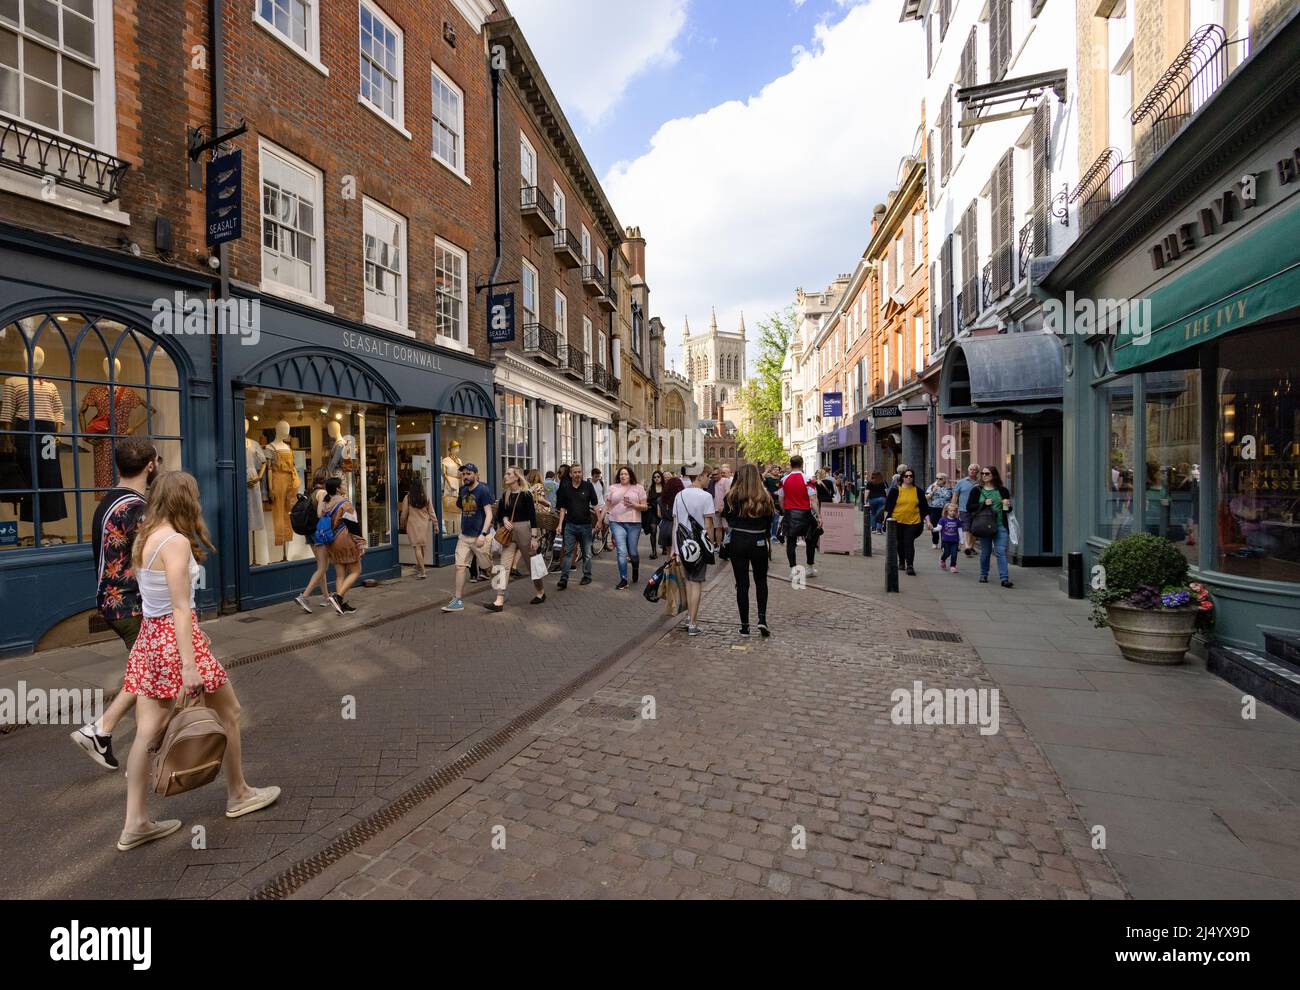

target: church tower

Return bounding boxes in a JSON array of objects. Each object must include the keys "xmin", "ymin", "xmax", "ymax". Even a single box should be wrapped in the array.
[{"xmin": 683, "ymin": 307, "xmax": 748, "ymax": 420}]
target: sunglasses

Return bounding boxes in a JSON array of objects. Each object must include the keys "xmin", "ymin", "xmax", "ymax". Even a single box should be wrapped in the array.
[{"xmin": 981, "ymin": 471, "xmax": 993, "ymax": 476}]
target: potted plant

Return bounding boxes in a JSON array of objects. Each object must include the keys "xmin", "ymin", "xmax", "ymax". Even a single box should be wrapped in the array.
[{"xmin": 1089, "ymin": 534, "xmax": 1216, "ymax": 665}]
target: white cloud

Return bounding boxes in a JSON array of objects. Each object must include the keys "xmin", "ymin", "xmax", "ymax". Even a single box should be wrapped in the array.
[
  {"xmin": 603, "ymin": 1, "xmax": 925, "ymax": 371},
  {"xmin": 507, "ymin": 0, "xmax": 688, "ymax": 125}
]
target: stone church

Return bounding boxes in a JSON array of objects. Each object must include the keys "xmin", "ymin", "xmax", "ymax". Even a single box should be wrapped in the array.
[{"xmin": 683, "ymin": 308, "xmax": 747, "ymax": 421}]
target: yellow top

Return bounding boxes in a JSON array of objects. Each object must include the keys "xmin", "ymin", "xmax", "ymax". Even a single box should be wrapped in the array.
[{"xmin": 893, "ymin": 486, "xmax": 922, "ymax": 525}]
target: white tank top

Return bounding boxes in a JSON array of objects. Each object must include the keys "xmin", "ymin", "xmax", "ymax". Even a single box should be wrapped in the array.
[{"xmin": 138, "ymin": 532, "xmax": 202, "ymax": 619}]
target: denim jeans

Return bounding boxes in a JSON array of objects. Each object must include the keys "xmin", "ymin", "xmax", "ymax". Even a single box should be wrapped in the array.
[
  {"xmin": 560, "ymin": 522, "xmax": 594, "ymax": 580},
  {"xmin": 869, "ymin": 497, "xmax": 886, "ymax": 530},
  {"xmin": 770, "ymin": 511, "xmax": 782, "ymax": 539},
  {"xmin": 610, "ymin": 521, "xmax": 641, "ymax": 581},
  {"xmin": 979, "ymin": 526, "xmax": 1011, "ymax": 582}
]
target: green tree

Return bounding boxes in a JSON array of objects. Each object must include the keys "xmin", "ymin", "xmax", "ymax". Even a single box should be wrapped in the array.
[{"xmin": 737, "ymin": 306, "xmax": 796, "ymax": 464}]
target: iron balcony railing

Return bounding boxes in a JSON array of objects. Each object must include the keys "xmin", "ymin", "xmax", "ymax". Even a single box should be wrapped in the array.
[
  {"xmin": 522, "ymin": 322, "xmax": 558, "ymax": 361},
  {"xmin": 955, "ymin": 293, "xmax": 967, "ymax": 336},
  {"xmin": 981, "ymin": 260, "xmax": 994, "ymax": 311},
  {"xmin": 1071, "ymin": 147, "xmax": 1136, "ymax": 233},
  {"xmin": 520, "ymin": 185, "xmax": 556, "ymax": 225},
  {"xmin": 1131, "ymin": 24, "xmax": 1248, "ymax": 171},
  {"xmin": 558, "ymin": 342, "xmax": 586, "ymax": 378},
  {"xmin": 1017, "ymin": 217, "xmax": 1035, "ymax": 286},
  {"xmin": 0, "ymin": 114, "xmax": 130, "ymax": 202},
  {"xmin": 590, "ymin": 363, "xmax": 608, "ymax": 391},
  {"xmin": 959, "ymin": 277, "xmax": 979, "ymax": 327},
  {"xmin": 553, "ymin": 227, "xmax": 580, "ymax": 252}
]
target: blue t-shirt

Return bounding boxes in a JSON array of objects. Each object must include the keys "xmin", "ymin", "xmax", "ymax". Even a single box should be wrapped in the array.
[
  {"xmin": 954, "ymin": 477, "xmax": 978, "ymax": 511},
  {"xmin": 458, "ymin": 483, "xmax": 494, "ymax": 537}
]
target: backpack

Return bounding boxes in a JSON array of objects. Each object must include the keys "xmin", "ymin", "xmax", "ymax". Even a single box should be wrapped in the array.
[
  {"xmin": 290, "ymin": 492, "xmax": 317, "ymax": 537},
  {"xmin": 970, "ymin": 502, "xmax": 1000, "ymax": 539},
  {"xmin": 314, "ymin": 503, "xmax": 344, "ymax": 546},
  {"xmin": 150, "ymin": 695, "xmax": 228, "ymax": 797},
  {"xmin": 674, "ymin": 493, "xmax": 715, "ymax": 566}
]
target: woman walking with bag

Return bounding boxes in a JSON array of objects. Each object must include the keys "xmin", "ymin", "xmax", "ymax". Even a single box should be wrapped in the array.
[
  {"xmin": 607, "ymin": 466, "xmax": 650, "ymax": 590},
  {"xmin": 644, "ymin": 470, "xmax": 666, "ymax": 561},
  {"xmin": 884, "ymin": 467, "xmax": 925, "ymax": 576},
  {"xmin": 671, "ymin": 465, "xmax": 717, "ymax": 637},
  {"xmin": 320, "ymin": 477, "xmax": 364, "ymax": 613},
  {"xmin": 398, "ymin": 482, "xmax": 437, "ymax": 579},
  {"xmin": 294, "ymin": 467, "xmax": 334, "ymax": 613},
  {"xmin": 966, "ymin": 466, "xmax": 1015, "ymax": 588},
  {"xmin": 485, "ymin": 467, "xmax": 546, "ymax": 611},
  {"xmin": 723, "ymin": 464, "xmax": 775, "ymax": 638},
  {"xmin": 118, "ymin": 471, "xmax": 279, "ymax": 851}
]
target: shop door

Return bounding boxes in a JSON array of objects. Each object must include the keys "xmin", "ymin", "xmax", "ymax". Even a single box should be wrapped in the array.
[{"xmin": 396, "ymin": 432, "xmax": 432, "ymax": 566}]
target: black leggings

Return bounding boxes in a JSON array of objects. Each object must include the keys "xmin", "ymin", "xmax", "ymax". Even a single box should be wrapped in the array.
[
  {"xmin": 729, "ymin": 530, "xmax": 770, "ymax": 626},
  {"xmin": 896, "ymin": 521, "xmax": 925, "ymax": 568}
]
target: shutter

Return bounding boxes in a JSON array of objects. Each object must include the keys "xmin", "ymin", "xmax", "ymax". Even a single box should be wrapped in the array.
[
  {"xmin": 941, "ymin": 234, "xmax": 954, "ymax": 342},
  {"xmin": 940, "ymin": 86, "xmax": 952, "ymax": 185},
  {"xmin": 995, "ymin": 151, "xmax": 1013, "ymax": 297},
  {"xmin": 1032, "ymin": 101, "xmax": 1050, "ymax": 257},
  {"xmin": 997, "ymin": 0, "xmax": 1013, "ymax": 82},
  {"xmin": 926, "ymin": 139, "xmax": 935, "ymax": 208},
  {"xmin": 940, "ymin": 0, "xmax": 951, "ymax": 40},
  {"xmin": 990, "ymin": 0, "xmax": 1004, "ymax": 83},
  {"xmin": 990, "ymin": 158, "xmax": 1004, "ymax": 299},
  {"xmin": 960, "ymin": 203, "xmax": 977, "ymax": 324},
  {"xmin": 926, "ymin": 14, "xmax": 933, "ymax": 72},
  {"xmin": 960, "ymin": 29, "xmax": 976, "ymax": 146}
]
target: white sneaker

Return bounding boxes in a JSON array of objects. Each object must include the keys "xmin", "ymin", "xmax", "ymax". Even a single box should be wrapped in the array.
[
  {"xmin": 806, "ymin": 567, "xmax": 819, "ymax": 578},
  {"xmin": 293, "ymin": 595, "xmax": 313, "ymax": 614}
]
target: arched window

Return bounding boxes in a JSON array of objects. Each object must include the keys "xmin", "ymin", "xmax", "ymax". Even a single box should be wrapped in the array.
[{"xmin": 0, "ymin": 311, "xmax": 181, "ymax": 551}]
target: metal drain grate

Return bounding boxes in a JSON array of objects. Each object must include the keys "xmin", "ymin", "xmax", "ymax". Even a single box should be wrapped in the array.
[
  {"xmin": 575, "ymin": 702, "xmax": 639, "ymax": 721},
  {"xmin": 897, "ymin": 652, "xmax": 959, "ymax": 667},
  {"xmin": 907, "ymin": 629, "xmax": 963, "ymax": 644}
]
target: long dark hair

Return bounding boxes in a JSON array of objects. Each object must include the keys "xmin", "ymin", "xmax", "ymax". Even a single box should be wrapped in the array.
[
  {"xmin": 983, "ymin": 466, "xmax": 1005, "ymax": 490},
  {"xmin": 726, "ymin": 464, "xmax": 774, "ymax": 519},
  {"xmin": 650, "ymin": 470, "xmax": 665, "ymax": 495},
  {"xmin": 408, "ymin": 483, "xmax": 429, "ymax": 510},
  {"xmin": 615, "ymin": 465, "xmax": 637, "ymax": 486}
]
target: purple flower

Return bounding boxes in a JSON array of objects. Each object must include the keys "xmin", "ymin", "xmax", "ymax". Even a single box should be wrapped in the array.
[{"xmin": 1162, "ymin": 590, "xmax": 1191, "ymax": 608}]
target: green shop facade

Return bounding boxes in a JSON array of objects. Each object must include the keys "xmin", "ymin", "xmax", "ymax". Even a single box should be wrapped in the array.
[{"xmin": 1041, "ymin": 11, "xmax": 1300, "ymax": 707}]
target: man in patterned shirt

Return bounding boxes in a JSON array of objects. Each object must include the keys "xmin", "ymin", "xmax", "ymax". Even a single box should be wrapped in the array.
[{"xmin": 70, "ymin": 438, "xmax": 158, "ymax": 771}]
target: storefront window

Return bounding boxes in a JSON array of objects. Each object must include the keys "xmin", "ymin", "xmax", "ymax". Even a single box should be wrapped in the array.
[
  {"xmin": 501, "ymin": 392, "xmax": 533, "ymax": 478},
  {"xmin": 1100, "ymin": 376, "xmax": 1136, "ymax": 540},
  {"xmin": 558, "ymin": 411, "xmax": 577, "ymax": 467},
  {"xmin": 243, "ymin": 387, "xmax": 390, "ymax": 567},
  {"xmin": 1216, "ymin": 324, "xmax": 1299, "ymax": 583},
  {"xmin": 0, "ymin": 312, "xmax": 181, "ymax": 552},
  {"xmin": 439, "ymin": 413, "xmax": 487, "ymax": 538},
  {"xmin": 1144, "ymin": 369, "xmax": 1201, "ymax": 564}
]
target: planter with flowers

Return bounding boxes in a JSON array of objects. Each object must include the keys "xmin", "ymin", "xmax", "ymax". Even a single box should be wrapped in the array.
[{"xmin": 1089, "ymin": 534, "xmax": 1216, "ymax": 665}]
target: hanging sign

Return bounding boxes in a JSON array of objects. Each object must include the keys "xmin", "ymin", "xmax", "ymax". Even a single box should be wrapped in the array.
[
  {"xmin": 205, "ymin": 150, "xmax": 243, "ymax": 247},
  {"xmin": 488, "ymin": 293, "xmax": 516, "ymax": 344}
]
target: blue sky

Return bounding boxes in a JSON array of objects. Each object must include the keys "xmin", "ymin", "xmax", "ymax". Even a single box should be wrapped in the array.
[{"xmin": 508, "ymin": 1, "xmax": 925, "ymax": 369}]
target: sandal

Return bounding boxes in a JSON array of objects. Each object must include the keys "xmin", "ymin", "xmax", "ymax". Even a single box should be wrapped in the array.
[
  {"xmin": 226, "ymin": 785, "xmax": 282, "ymax": 819},
  {"xmin": 116, "ymin": 819, "xmax": 182, "ymax": 852}
]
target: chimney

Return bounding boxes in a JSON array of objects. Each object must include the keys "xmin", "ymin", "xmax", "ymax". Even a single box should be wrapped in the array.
[{"xmin": 622, "ymin": 226, "xmax": 647, "ymax": 279}]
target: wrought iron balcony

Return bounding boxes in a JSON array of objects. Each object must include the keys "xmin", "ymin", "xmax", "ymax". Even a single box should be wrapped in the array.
[
  {"xmin": 581, "ymin": 264, "xmax": 604, "ymax": 296},
  {"xmin": 0, "ymin": 115, "xmax": 130, "ymax": 202},
  {"xmin": 1131, "ymin": 24, "xmax": 1248, "ymax": 171},
  {"xmin": 597, "ymin": 282, "xmax": 618, "ymax": 313},
  {"xmin": 1018, "ymin": 217, "xmax": 1035, "ymax": 286},
  {"xmin": 522, "ymin": 322, "xmax": 559, "ymax": 364},
  {"xmin": 552, "ymin": 228, "xmax": 583, "ymax": 269},
  {"xmin": 1071, "ymin": 147, "xmax": 1135, "ymax": 233},
  {"xmin": 590, "ymin": 363, "xmax": 608, "ymax": 392},
  {"xmin": 558, "ymin": 342, "xmax": 586, "ymax": 380},
  {"xmin": 608, "ymin": 372, "xmax": 621, "ymax": 397},
  {"xmin": 520, "ymin": 186, "xmax": 556, "ymax": 235}
]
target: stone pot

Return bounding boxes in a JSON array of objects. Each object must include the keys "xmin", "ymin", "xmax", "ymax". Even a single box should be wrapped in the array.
[{"xmin": 1105, "ymin": 602, "xmax": 1198, "ymax": 665}]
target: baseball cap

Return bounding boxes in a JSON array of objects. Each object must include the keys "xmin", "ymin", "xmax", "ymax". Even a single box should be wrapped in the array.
[{"xmin": 461, "ymin": 463, "xmax": 479, "ymax": 473}]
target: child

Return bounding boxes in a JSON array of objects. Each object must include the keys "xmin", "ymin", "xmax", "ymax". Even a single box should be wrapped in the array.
[{"xmin": 937, "ymin": 503, "xmax": 963, "ymax": 573}]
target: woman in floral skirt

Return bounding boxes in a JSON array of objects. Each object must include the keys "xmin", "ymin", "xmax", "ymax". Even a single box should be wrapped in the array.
[{"xmin": 117, "ymin": 471, "xmax": 280, "ymax": 852}]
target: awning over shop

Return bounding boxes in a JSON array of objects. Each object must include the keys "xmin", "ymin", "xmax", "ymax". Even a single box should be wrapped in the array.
[
  {"xmin": 1114, "ymin": 200, "xmax": 1300, "ymax": 372},
  {"xmin": 939, "ymin": 332, "xmax": 1063, "ymax": 424}
]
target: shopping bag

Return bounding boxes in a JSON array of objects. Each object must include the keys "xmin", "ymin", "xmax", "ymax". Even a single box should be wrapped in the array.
[
  {"xmin": 643, "ymin": 563, "xmax": 668, "ymax": 603},
  {"xmin": 661, "ymin": 560, "xmax": 687, "ymax": 617},
  {"xmin": 1008, "ymin": 512, "xmax": 1021, "ymax": 549},
  {"xmin": 529, "ymin": 553, "xmax": 548, "ymax": 581}
]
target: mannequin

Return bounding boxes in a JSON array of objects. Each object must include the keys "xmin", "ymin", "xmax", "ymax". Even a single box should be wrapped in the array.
[
  {"xmin": 442, "ymin": 439, "xmax": 463, "ymax": 537},
  {"xmin": 245, "ymin": 418, "xmax": 270, "ymax": 566},
  {"xmin": 79, "ymin": 357, "xmax": 151, "ymax": 498},
  {"xmin": 0, "ymin": 345, "xmax": 68, "ymax": 527},
  {"xmin": 266, "ymin": 420, "xmax": 300, "ymax": 549},
  {"xmin": 327, "ymin": 420, "xmax": 357, "ymax": 476}
]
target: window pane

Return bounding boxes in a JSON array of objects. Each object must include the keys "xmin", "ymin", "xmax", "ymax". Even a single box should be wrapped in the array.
[
  {"xmin": 1217, "ymin": 323, "xmax": 1300, "ymax": 583},
  {"xmin": 62, "ymin": 8, "xmax": 94, "ymax": 59},
  {"xmin": 24, "ymin": 37, "xmax": 57, "ymax": 82},
  {"xmin": 0, "ymin": 0, "xmax": 17, "ymax": 27},
  {"xmin": 61, "ymin": 90, "xmax": 92, "ymax": 140},
  {"xmin": 1144, "ymin": 369, "xmax": 1200, "ymax": 564},
  {"xmin": 23, "ymin": 0, "xmax": 57, "ymax": 43},
  {"xmin": 1100, "ymin": 376, "xmax": 1135, "ymax": 541},
  {"xmin": 24, "ymin": 75, "xmax": 58, "ymax": 128},
  {"xmin": 62, "ymin": 54, "xmax": 92, "ymax": 98}
]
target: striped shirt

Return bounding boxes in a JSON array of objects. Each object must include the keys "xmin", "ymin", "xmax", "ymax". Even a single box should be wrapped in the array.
[{"xmin": 1, "ymin": 377, "xmax": 64, "ymax": 424}]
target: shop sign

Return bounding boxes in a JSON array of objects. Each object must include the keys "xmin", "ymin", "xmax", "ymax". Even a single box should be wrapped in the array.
[
  {"xmin": 205, "ymin": 150, "xmax": 242, "ymax": 248},
  {"xmin": 0, "ymin": 520, "xmax": 15, "ymax": 547},
  {"xmin": 341, "ymin": 329, "xmax": 442, "ymax": 372},
  {"xmin": 488, "ymin": 293, "xmax": 516, "ymax": 344},
  {"xmin": 874, "ymin": 405, "xmax": 902, "ymax": 419},
  {"xmin": 1149, "ymin": 173, "xmax": 1259, "ymax": 271},
  {"xmin": 822, "ymin": 392, "xmax": 843, "ymax": 418}
]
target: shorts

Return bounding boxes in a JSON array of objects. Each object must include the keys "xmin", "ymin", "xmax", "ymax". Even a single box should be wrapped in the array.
[
  {"xmin": 456, "ymin": 533, "xmax": 492, "ymax": 570},
  {"xmin": 684, "ymin": 561, "xmax": 708, "ymax": 584},
  {"xmin": 959, "ymin": 511, "xmax": 971, "ymax": 530},
  {"xmin": 107, "ymin": 615, "xmax": 143, "ymax": 651},
  {"xmin": 122, "ymin": 615, "xmax": 229, "ymax": 700}
]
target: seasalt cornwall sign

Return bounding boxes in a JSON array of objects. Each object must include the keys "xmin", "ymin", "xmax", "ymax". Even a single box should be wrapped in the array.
[{"xmin": 341, "ymin": 330, "xmax": 442, "ymax": 372}]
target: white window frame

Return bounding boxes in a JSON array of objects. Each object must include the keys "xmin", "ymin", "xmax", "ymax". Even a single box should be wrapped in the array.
[
  {"xmin": 552, "ymin": 182, "xmax": 566, "ymax": 229},
  {"xmin": 581, "ymin": 224, "xmax": 591, "ymax": 263},
  {"xmin": 598, "ymin": 330, "xmax": 608, "ymax": 368},
  {"xmin": 521, "ymin": 258, "xmax": 539, "ymax": 325},
  {"xmin": 361, "ymin": 197, "xmax": 408, "ymax": 335},
  {"xmin": 582, "ymin": 315, "xmax": 593, "ymax": 362},
  {"xmin": 595, "ymin": 244, "xmax": 605, "ymax": 276},
  {"xmin": 894, "ymin": 234, "xmax": 905, "ymax": 287},
  {"xmin": 519, "ymin": 132, "xmax": 537, "ymax": 190},
  {"xmin": 883, "ymin": 334, "xmax": 890, "ymax": 392},
  {"xmin": 253, "ymin": 0, "xmax": 327, "ymax": 76},
  {"xmin": 912, "ymin": 211, "xmax": 924, "ymax": 271},
  {"xmin": 914, "ymin": 314, "xmax": 924, "ymax": 372},
  {"xmin": 430, "ymin": 60, "xmax": 466, "ymax": 180},
  {"xmin": 258, "ymin": 138, "xmax": 331, "ymax": 311},
  {"xmin": 896, "ymin": 330, "xmax": 904, "ymax": 386},
  {"xmin": 357, "ymin": 1, "xmax": 409, "ymax": 138},
  {"xmin": 434, "ymin": 237, "xmax": 470, "ymax": 352},
  {"xmin": 554, "ymin": 289, "xmax": 568, "ymax": 344}
]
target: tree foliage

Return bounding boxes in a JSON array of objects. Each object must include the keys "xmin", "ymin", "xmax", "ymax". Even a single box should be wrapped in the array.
[{"xmin": 737, "ymin": 306, "xmax": 796, "ymax": 464}]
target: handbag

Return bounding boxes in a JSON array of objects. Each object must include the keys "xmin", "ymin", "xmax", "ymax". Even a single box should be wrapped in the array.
[
  {"xmin": 149, "ymin": 694, "xmax": 228, "ymax": 797},
  {"xmin": 717, "ymin": 530, "xmax": 733, "ymax": 562},
  {"xmin": 495, "ymin": 492, "xmax": 522, "ymax": 548},
  {"xmin": 643, "ymin": 562, "xmax": 668, "ymax": 603}
]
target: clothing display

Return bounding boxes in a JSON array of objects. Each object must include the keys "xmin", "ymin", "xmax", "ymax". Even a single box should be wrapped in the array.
[
  {"xmin": 267, "ymin": 447, "xmax": 300, "ymax": 546},
  {"xmin": 328, "ymin": 436, "xmax": 357, "ymax": 475},
  {"xmin": 12, "ymin": 420, "xmax": 68, "ymax": 523},
  {"xmin": 81, "ymin": 385, "xmax": 144, "ymax": 495},
  {"xmin": 245, "ymin": 441, "xmax": 267, "ymax": 532},
  {"xmin": 1, "ymin": 377, "xmax": 64, "ymax": 424}
]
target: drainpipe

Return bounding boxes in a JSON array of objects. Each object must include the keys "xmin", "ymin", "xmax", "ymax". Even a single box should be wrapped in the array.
[
  {"xmin": 209, "ymin": 0, "xmax": 235, "ymax": 611},
  {"xmin": 488, "ymin": 52, "xmax": 504, "ymax": 305}
]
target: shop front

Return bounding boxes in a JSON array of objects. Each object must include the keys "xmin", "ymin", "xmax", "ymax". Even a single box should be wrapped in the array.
[
  {"xmin": 1042, "ymin": 16, "xmax": 1300, "ymax": 673},
  {"xmin": 220, "ymin": 294, "xmax": 496, "ymax": 609},
  {"xmin": 0, "ymin": 226, "xmax": 217, "ymax": 656}
]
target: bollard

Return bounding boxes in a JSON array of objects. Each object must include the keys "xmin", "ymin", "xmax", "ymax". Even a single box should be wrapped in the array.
[
  {"xmin": 862, "ymin": 501, "xmax": 873, "ymax": 557},
  {"xmin": 1068, "ymin": 551, "xmax": 1086, "ymax": 600},
  {"xmin": 885, "ymin": 519, "xmax": 899, "ymax": 593}
]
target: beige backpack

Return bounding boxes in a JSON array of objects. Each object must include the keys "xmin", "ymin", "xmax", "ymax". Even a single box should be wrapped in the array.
[{"xmin": 150, "ymin": 695, "xmax": 228, "ymax": 797}]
